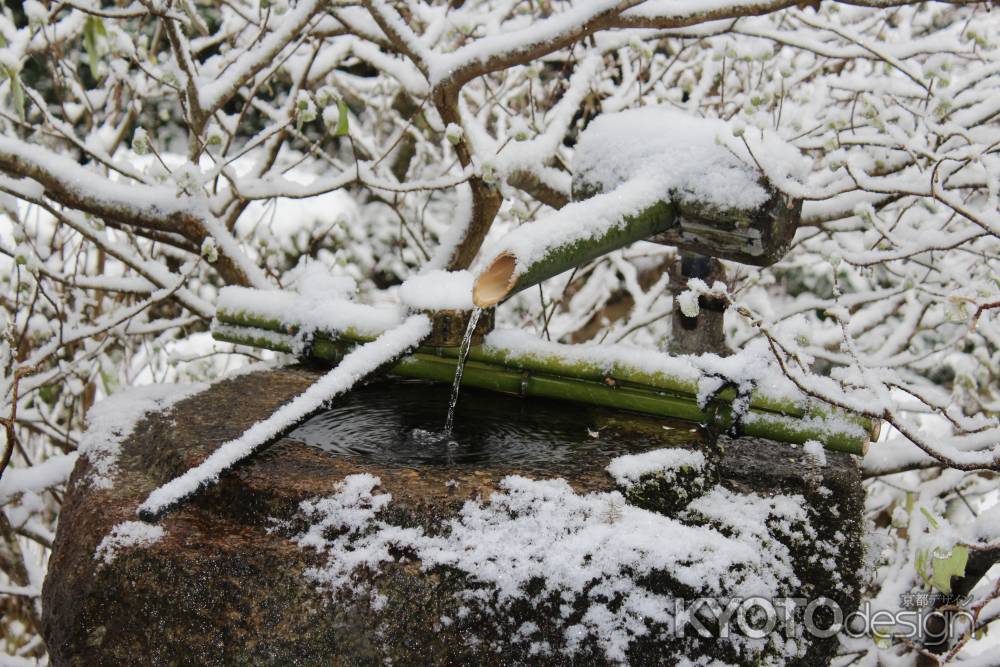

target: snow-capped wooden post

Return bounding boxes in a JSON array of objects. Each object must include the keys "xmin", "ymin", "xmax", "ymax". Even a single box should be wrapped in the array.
[
  {"xmin": 473, "ymin": 108, "xmax": 803, "ymax": 357},
  {"xmin": 423, "ymin": 307, "xmax": 494, "ymax": 347},
  {"xmin": 667, "ymin": 253, "xmax": 730, "ymax": 356}
]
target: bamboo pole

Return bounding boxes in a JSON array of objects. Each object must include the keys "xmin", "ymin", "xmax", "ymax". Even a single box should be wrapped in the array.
[
  {"xmin": 215, "ymin": 308, "xmax": 874, "ymax": 434},
  {"xmin": 472, "ymin": 198, "xmax": 677, "ymax": 307},
  {"xmin": 473, "ymin": 174, "xmax": 801, "ymax": 307},
  {"xmin": 213, "ymin": 321, "xmax": 875, "ymax": 455}
]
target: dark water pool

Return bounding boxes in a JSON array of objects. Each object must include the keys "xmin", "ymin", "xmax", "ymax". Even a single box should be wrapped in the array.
[{"xmin": 286, "ymin": 380, "xmax": 701, "ymax": 467}]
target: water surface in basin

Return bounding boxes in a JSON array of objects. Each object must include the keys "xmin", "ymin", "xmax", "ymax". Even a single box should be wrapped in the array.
[{"xmin": 286, "ymin": 380, "xmax": 701, "ymax": 467}]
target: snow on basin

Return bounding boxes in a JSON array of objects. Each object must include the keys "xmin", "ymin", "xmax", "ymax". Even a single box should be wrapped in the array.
[
  {"xmin": 295, "ymin": 472, "xmax": 813, "ymax": 664},
  {"xmin": 79, "ymin": 383, "xmax": 208, "ymax": 489},
  {"xmin": 605, "ymin": 448, "xmax": 707, "ymax": 487}
]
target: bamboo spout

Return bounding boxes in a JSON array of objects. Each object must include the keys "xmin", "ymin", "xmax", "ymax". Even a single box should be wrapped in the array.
[
  {"xmin": 472, "ymin": 192, "xmax": 678, "ymax": 307},
  {"xmin": 474, "ymin": 170, "xmax": 801, "ymax": 307},
  {"xmin": 472, "ymin": 253, "xmax": 517, "ymax": 308}
]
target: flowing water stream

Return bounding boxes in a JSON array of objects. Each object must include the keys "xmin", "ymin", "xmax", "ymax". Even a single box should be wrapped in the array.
[{"xmin": 442, "ymin": 307, "xmax": 482, "ymax": 437}]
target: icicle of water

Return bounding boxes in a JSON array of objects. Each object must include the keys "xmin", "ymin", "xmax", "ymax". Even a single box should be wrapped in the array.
[{"xmin": 443, "ymin": 307, "xmax": 482, "ymax": 436}]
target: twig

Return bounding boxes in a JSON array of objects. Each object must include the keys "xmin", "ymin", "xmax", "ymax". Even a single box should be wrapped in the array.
[{"xmin": 0, "ymin": 366, "xmax": 38, "ymax": 481}]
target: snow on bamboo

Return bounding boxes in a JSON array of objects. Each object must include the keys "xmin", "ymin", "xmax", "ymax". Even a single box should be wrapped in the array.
[
  {"xmin": 137, "ymin": 315, "xmax": 431, "ymax": 520},
  {"xmin": 472, "ymin": 107, "xmax": 807, "ymax": 306},
  {"xmin": 397, "ymin": 269, "xmax": 475, "ymax": 311}
]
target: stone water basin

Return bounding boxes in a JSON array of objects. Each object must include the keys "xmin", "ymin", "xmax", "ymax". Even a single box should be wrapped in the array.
[{"xmin": 42, "ymin": 365, "xmax": 864, "ymax": 666}]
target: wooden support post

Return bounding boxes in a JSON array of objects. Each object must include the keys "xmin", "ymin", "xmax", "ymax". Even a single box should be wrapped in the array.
[{"xmin": 668, "ymin": 252, "xmax": 729, "ymax": 357}]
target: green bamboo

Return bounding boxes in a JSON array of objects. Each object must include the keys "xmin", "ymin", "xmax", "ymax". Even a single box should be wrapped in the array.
[
  {"xmin": 213, "ymin": 322, "xmax": 872, "ymax": 455},
  {"xmin": 214, "ymin": 308, "xmax": 378, "ymax": 344},
  {"xmin": 214, "ymin": 307, "xmax": 875, "ymax": 437},
  {"xmin": 516, "ymin": 199, "xmax": 674, "ymax": 301}
]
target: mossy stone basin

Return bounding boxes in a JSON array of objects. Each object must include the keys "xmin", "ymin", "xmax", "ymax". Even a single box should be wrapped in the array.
[{"xmin": 42, "ymin": 365, "xmax": 864, "ymax": 666}]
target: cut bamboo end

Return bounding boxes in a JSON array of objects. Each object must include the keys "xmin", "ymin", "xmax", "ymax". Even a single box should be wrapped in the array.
[
  {"xmin": 851, "ymin": 434, "xmax": 870, "ymax": 457},
  {"xmin": 868, "ymin": 419, "xmax": 883, "ymax": 448},
  {"xmin": 473, "ymin": 252, "xmax": 518, "ymax": 307}
]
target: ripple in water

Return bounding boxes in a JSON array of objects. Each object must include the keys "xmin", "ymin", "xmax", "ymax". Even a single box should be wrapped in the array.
[{"xmin": 286, "ymin": 380, "xmax": 696, "ymax": 467}]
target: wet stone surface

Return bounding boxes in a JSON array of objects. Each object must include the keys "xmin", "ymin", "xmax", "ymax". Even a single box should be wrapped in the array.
[{"xmin": 43, "ymin": 365, "xmax": 865, "ymax": 666}]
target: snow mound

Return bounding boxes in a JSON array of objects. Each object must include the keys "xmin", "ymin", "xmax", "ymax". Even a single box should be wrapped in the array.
[
  {"xmin": 573, "ymin": 107, "xmax": 805, "ymax": 210},
  {"xmin": 398, "ymin": 269, "xmax": 475, "ymax": 311},
  {"xmin": 606, "ymin": 448, "xmax": 706, "ymax": 487},
  {"xmin": 95, "ymin": 521, "xmax": 165, "ymax": 564},
  {"xmin": 476, "ymin": 109, "xmax": 807, "ymax": 298}
]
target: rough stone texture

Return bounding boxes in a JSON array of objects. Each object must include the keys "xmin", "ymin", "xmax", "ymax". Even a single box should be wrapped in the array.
[{"xmin": 42, "ymin": 366, "xmax": 865, "ymax": 666}]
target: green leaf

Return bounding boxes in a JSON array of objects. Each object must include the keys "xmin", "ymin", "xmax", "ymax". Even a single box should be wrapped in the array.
[
  {"xmin": 915, "ymin": 549, "xmax": 930, "ymax": 585},
  {"xmin": 83, "ymin": 16, "xmax": 106, "ymax": 80},
  {"xmin": 38, "ymin": 385, "xmax": 57, "ymax": 405},
  {"xmin": 334, "ymin": 99, "xmax": 350, "ymax": 137},
  {"xmin": 930, "ymin": 545, "xmax": 968, "ymax": 594},
  {"xmin": 8, "ymin": 68, "xmax": 24, "ymax": 121}
]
